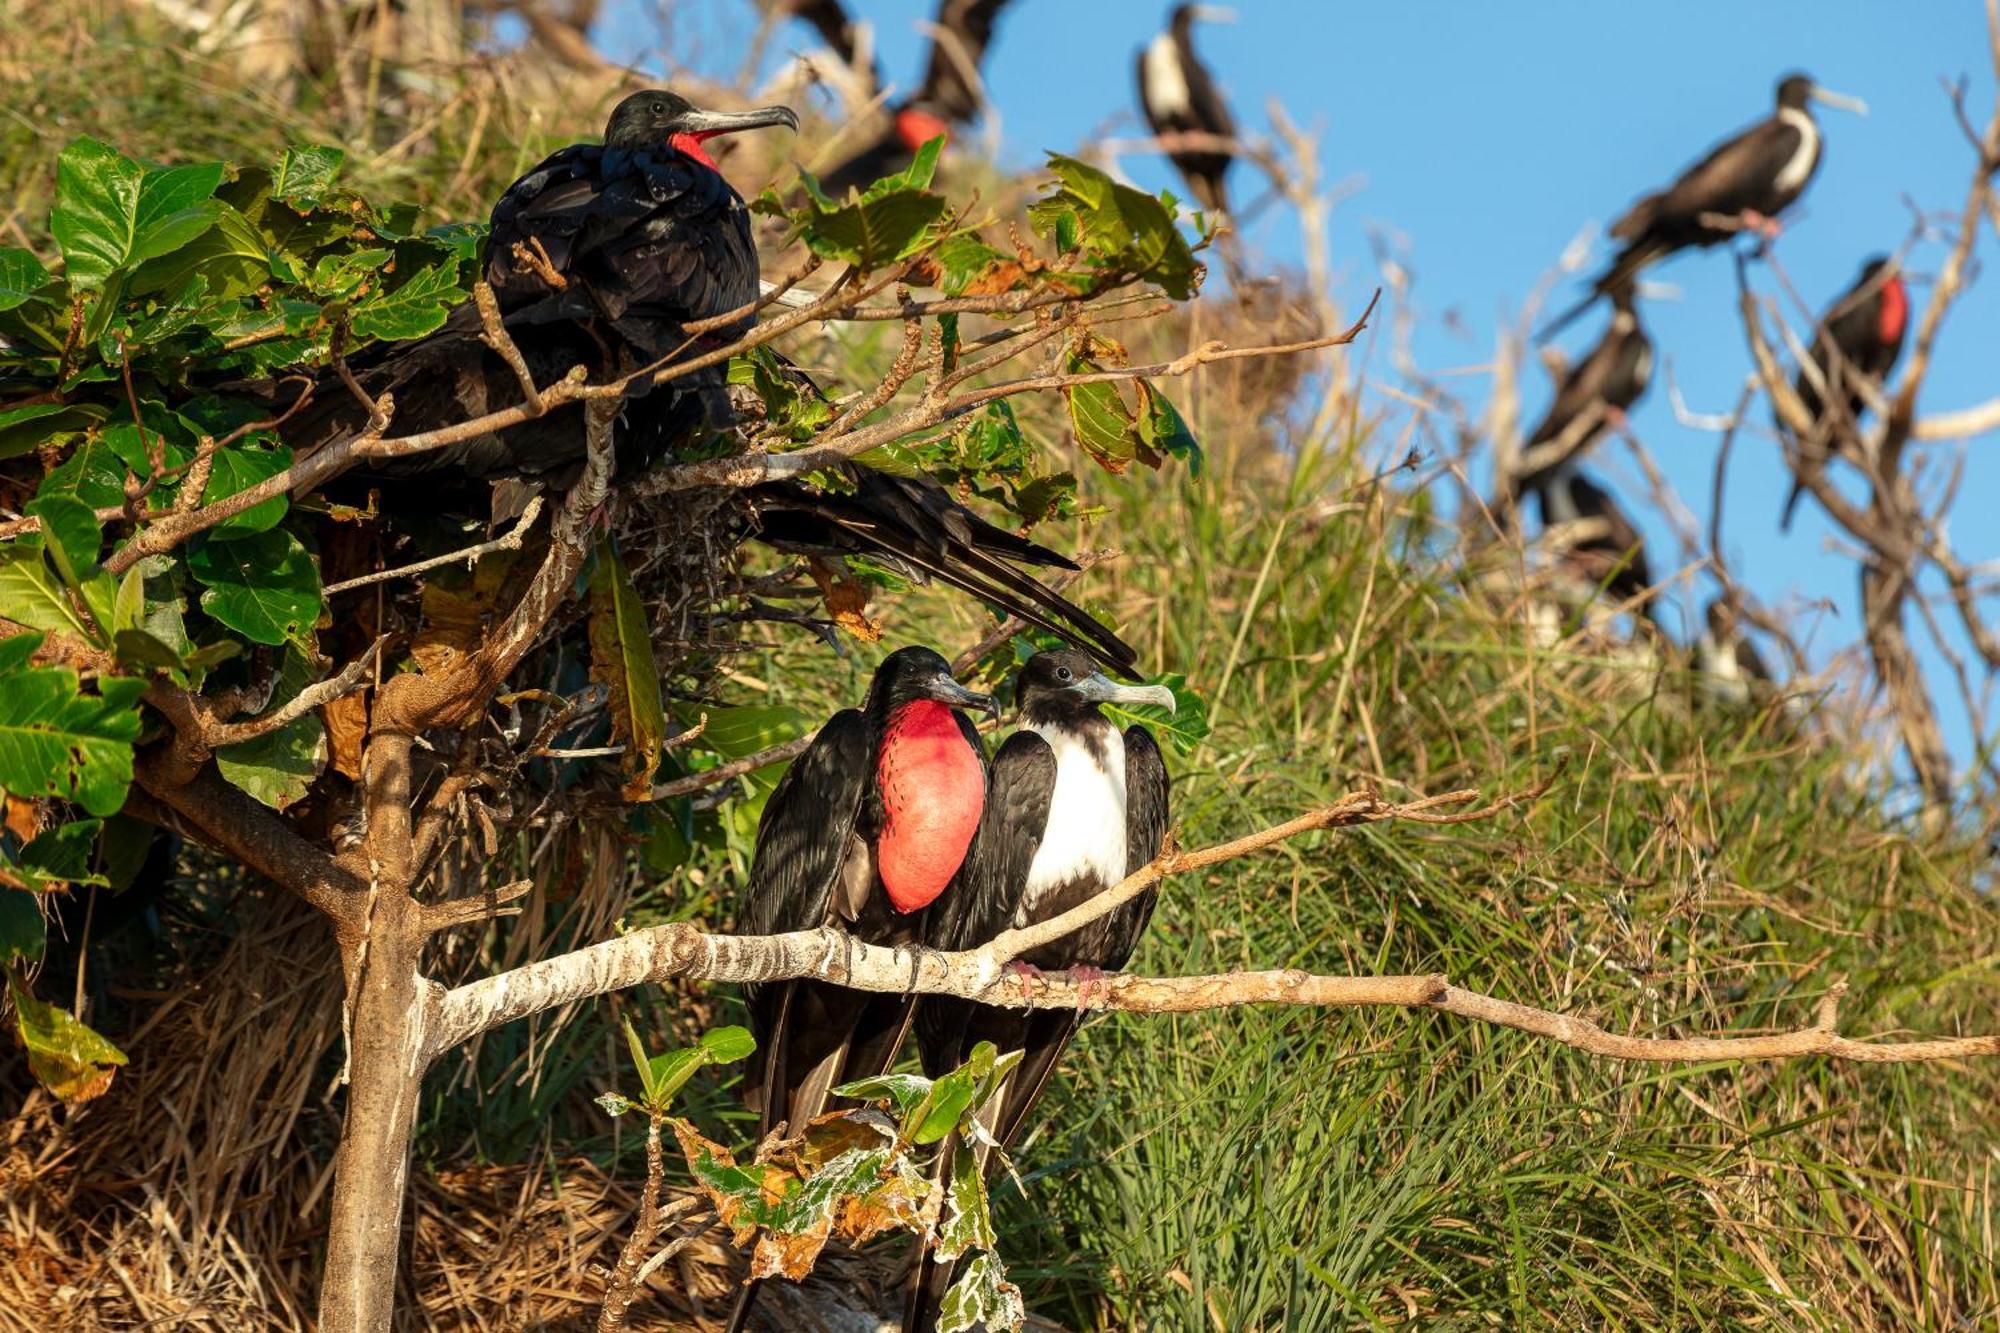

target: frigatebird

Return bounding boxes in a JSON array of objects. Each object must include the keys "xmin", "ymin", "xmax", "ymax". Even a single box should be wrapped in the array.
[
  {"xmin": 1696, "ymin": 597, "xmax": 1774, "ymax": 705},
  {"xmin": 903, "ymin": 649, "xmax": 1174, "ymax": 1333},
  {"xmin": 728, "ymin": 646, "xmax": 996, "ymax": 1333},
  {"xmin": 1778, "ymin": 255, "xmax": 1908, "ymax": 531},
  {"xmin": 1540, "ymin": 73, "xmax": 1867, "ymax": 341},
  {"xmin": 484, "ymin": 89, "xmax": 798, "ymax": 355},
  {"xmin": 817, "ymin": 0, "xmax": 1017, "ymax": 197},
  {"xmin": 1517, "ymin": 278, "xmax": 1653, "ymax": 488},
  {"xmin": 1531, "ymin": 466, "xmax": 1661, "ymax": 629},
  {"xmin": 1136, "ymin": 4, "xmax": 1238, "ymax": 214}
]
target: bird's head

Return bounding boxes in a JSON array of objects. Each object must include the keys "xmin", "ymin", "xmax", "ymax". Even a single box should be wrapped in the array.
[
  {"xmin": 1172, "ymin": 4, "xmax": 1238, "ymax": 32},
  {"xmin": 869, "ymin": 646, "xmax": 999, "ymax": 720},
  {"xmin": 1705, "ymin": 597, "xmax": 1739, "ymax": 638},
  {"xmin": 1776, "ymin": 73, "xmax": 1867, "ymax": 116},
  {"xmin": 603, "ymin": 89, "xmax": 800, "ymax": 166},
  {"xmin": 1013, "ymin": 650, "xmax": 1176, "ymax": 724}
]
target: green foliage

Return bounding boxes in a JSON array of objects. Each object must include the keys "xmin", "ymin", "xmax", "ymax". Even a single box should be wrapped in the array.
[
  {"xmin": 600, "ymin": 1020, "xmax": 755, "ymax": 1118},
  {"xmin": 587, "ymin": 539, "xmax": 668, "ymax": 801},
  {"xmin": 7, "ymin": 972, "xmax": 127, "ymax": 1103},
  {"xmin": 213, "ymin": 645, "xmax": 328, "ymax": 809},
  {"xmin": 0, "ymin": 635, "xmax": 145, "ymax": 817},
  {"xmin": 1029, "ymin": 155, "xmax": 1199, "ymax": 300},
  {"xmin": 1061, "ymin": 334, "xmax": 1205, "ymax": 476}
]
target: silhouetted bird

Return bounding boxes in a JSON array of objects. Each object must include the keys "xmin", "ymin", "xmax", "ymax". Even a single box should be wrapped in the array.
[
  {"xmin": 1777, "ymin": 255, "xmax": 1908, "ymax": 531},
  {"xmin": 1137, "ymin": 4, "xmax": 1238, "ymax": 214},
  {"xmin": 1518, "ymin": 278, "xmax": 1652, "ymax": 487}
]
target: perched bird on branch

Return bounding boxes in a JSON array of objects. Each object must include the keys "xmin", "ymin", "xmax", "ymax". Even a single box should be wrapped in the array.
[
  {"xmin": 1696, "ymin": 597, "xmax": 1775, "ymax": 706},
  {"xmin": 728, "ymin": 645, "xmax": 998, "ymax": 1333},
  {"xmin": 1517, "ymin": 277, "xmax": 1653, "ymax": 489},
  {"xmin": 1136, "ymin": 3, "xmax": 1238, "ymax": 215},
  {"xmin": 1529, "ymin": 466, "xmax": 1662, "ymax": 631},
  {"xmin": 1777, "ymin": 255, "xmax": 1908, "ymax": 531},
  {"xmin": 1540, "ymin": 73, "xmax": 1867, "ymax": 341},
  {"xmin": 904, "ymin": 649, "xmax": 1173, "ymax": 1333},
  {"xmin": 814, "ymin": 0, "xmax": 1017, "ymax": 196}
]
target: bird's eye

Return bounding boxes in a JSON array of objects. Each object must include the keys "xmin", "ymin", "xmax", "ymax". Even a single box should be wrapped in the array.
[
  {"xmin": 652, "ymin": 101, "xmax": 668, "ymax": 115},
  {"xmin": 1056, "ymin": 667, "xmax": 1073, "ymax": 682}
]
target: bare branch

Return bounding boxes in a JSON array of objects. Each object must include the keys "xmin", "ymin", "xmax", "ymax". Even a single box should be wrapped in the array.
[
  {"xmin": 205, "ymin": 637, "xmax": 388, "ymax": 747},
  {"xmin": 322, "ymin": 498, "xmax": 546, "ymax": 596}
]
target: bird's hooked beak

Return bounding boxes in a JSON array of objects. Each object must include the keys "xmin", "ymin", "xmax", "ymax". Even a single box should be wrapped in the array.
[
  {"xmin": 1188, "ymin": 5, "xmax": 1238, "ymax": 22},
  {"xmin": 1069, "ymin": 673, "xmax": 1178, "ymax": 715},
  {"xmin": 1810, "ymin": 85, "xmax": 1868, "ymax": 116},
  {"xmin": 673, "ymin": 104, "xmax": 801, "ymax": 140},
  {"xmin": 923, "ymin": 672, "xmax": 1001, "ymax": 720}
]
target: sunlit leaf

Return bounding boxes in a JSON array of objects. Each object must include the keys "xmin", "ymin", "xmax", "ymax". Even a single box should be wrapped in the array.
[
  {"xmin": 8, "ymin": 974, "xmax": 127, "ymax": 1103},
  {"xmin": 0, "ymin": 635, "xmax": 144, "ymax": 817},
  {"xmin": 937, "ymin": 1250, "xmax": 1024, "ymax": 1333},
  {"xmin": 0, "ymin": 247, "xmax": 49, "ymax": 311},
  {"xmin": 588, "ymin": 539, "xmax": 667, "ymax": 801},
  {"xmin": 187, "ymin": 528, "xmax": 321, "ymax": 646}
]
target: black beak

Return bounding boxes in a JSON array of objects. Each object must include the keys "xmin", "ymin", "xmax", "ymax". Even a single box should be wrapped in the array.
[
  {"xmin": 924, "ymin": 673, "xmax": 1000, "ymax": 720},
  {"xmin": 674, "ymin": 105, "xmax": 800, "ymax": 137}
]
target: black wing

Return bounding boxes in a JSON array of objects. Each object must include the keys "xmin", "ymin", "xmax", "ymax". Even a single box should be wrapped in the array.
[
  {"xmin": 486, "ymin": 144, "xmax": 759, "ymax": 350},
  {"xmin": 748, "ymin": 472, "xmax": 1139, "ymax": 672},
  {"xmin": 1648, "ymin": 118, "xmax": 1807, "ymax": 228},
  {"xmin": 915, "ymin": 0, "xmax": 1015, "ymax": 123},
  {"xmin": 1106, "ymin": 723, "xmax": 1169, "ymax": 967},
  {"xmin": 779, "ymin": 0, "xmax": 871, "ymax": 77},
  {"xmin": 737, "ymin": 710, "xmax": 872, "ymax": 1135}
]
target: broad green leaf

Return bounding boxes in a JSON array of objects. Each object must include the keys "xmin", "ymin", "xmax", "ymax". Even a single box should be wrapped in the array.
[
  {"xmin": 831, "ymin": 1070, "xmax": 936, "ymax": 1119},
  {"xmin": 587, "ymin": 539, "xmax": 666, "ymax": 801},
  {"xmin": 937, "ymin": 1251, "xmax": 1025, "ymax": 1333},
  {"xmin": 0, "ymin": 403, "xmax": 108, "ymax": 462},
  {"xmin": 0, "ymin": 639, "xmax": 145, "ymax": 816},
  {"xmin": 96, "ymin": 814, "xmax": 157, "ymax": 893},
  {"xmin": 424, "ymin": 221, "xmax": 488, "ymax": 263},
  {"xmin": 0, "ymin": 542, "xmax": 95, "ymax": 642},
  {"xmin": 273, "ymin": 145, "xmax": 346, "ymax": 206},
  {"xmin": 935, "ymin": 1140, "xmax": 996, "ymax": 1262},
  {"xmin": 8, "ymin": 975, "xmax": 128, "ymax": 1103},
  {"xmin": 796, "ymin": 189, "xmax": 949, "ymax": 270},
  {"xmin": 113, "ymin": 629, "xmax": 188, "ymax": 684},
  {"xmin": 728, "ymin": 346, "xmax": 833, "ymax": 442},
  {"xmin": 686, "ymin": 704, "xmax": 813, "ymax": 759},
  {"xmin": 16, "ymin": 818, "xmax": 107, "ymax": 892},
  {"xmin": 1031, "ymin": 154, "xmax": 1198, "ymax": 300},
  {"xmin": 927, "ymin": 232, "xmax": 1025, "ymax": 297},
  {"xmin": 347, "ymin": 262, "xmax": 462, "ymax": 342},
  {"xmin": 23, "ymin": 494, "xmax": 102, "ymax": 591},
  {"xmin": 52, "ymin": 141, "xmax": 222, "ymax": 291},
  {"xmin": 214, "ymin": 646, "xmax": 328, "ymax": 808},
  {"xmin": 906, "ymin": 1041, "xmax": 994, "ymax": 1146},
  {"xmin": 187, "ymin": 528, "xmax": 321, "ymax": 645},
  {"xmin": 201, "ymin": 439, "xmax": 293, "ymax": 537},
  {"xmin": 0, "ymin": 247, "xmax": 49, "ymax": 311},
  {"xmin": 862, "ymin": 135, "xmax": 944, "ymax": 199},
  {"xmin": 699, "ymin": 1024, "xmax": 756, "ymax": 1064},
  {"xmin": 1138, "ymin": 381, "xmax": 1204, "ymax": 477},
  {"xmin": 310, "ymin": 246, "xmax": 391, "ymax": 301},
  {"xmin": 0, "ymin": 891, "xmax": 43, "ymax": 963},
  {"xmin": 126, "ymin": 199, "xmax": 271, "ymax": 300}
]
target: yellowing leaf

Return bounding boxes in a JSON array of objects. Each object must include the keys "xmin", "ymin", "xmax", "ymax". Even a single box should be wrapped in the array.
[{"xmin": 587, "ymin": 539, "xmax": 666, "ymax": 801}]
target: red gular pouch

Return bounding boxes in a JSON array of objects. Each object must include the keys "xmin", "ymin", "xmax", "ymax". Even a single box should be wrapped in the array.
[
  {"xmin": 894, "ymin": 107, "xmax": 951, "ymax": 153},
  {"xmin": 874, "ymin": 700, "xmax": 985, "ymax": 913},
  {"xmin": 668, "ymin": 131, "xmax": 723, "ymax": 168},
  {"xmin": 1878, "ymin": 275, "xmax": 1908, "ymax": 348}
]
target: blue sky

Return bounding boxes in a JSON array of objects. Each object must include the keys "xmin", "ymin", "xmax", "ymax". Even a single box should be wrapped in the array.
[{"xmin": 609, "ymin": 1, "xmax": 2000, "ymax": 775}]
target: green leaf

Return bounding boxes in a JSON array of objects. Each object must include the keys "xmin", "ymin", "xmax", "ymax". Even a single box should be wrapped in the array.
[
  {"xmin": 347, "ymin": 262, "xmax": 462, "ymax": 342},
  {"xmin": 23, "ymin": 494, "xmax": 102, "ymax": 590},
  {"xmin": 863, "ymin": 135, "xmax": 944, "ymax": 198},
  {"xmin": 622, "ymin": 1019, "xmax": 756, "ymax": 1113},
  {"xmin": 8, "ymin": 975, "xmax": 128, "ymax": 1103},
  {"xmin": 424, "ymin": 221, "xmax": 489, "ymax": 264},
  {"xmin": 51, "ymin": 141, "xmax": 223, "ymax": 291},
  {"xmin": 309, "ymin": 246, "xmax": 391, "ymax": 301},
  {"xmin": 833, "ymin": 1071, "xmax": 935, "ymax": 1119},
  {"xmin": 9, "ymin": 818, "xmax": 107, "ymax": 893},
  {"xmin": 1138, "ymin": 381, "xmax": 1204, "ymax": 478},
  {"xmin": 587, "ymin": 539, "xmax": 667, "ymax": 801},
  {"xmin": 935, "ymin": 1140, "xmax": 996, "ymax": 1262},
  {"xmin": 214, "ymin": 646, "xmax": 328, "ymax": 808},
  {"xmin": 39, "ymin": 429, "xmax": 132, "ymax": 508},
  {"xmin": 595, "ymin": 1091, "xmax": 635, "ymax": 1117},
  {"xmin": 0, "ymin": 403, "xmax": 108, "ymax": 462},
  {"xmin": 273, "ymin": 145, "xmax": 346, "ymax": 206},
  {"xmin": 1031, "ymin": 154, "xmax": 1198, "ymax": 300},
  {"xmin": 126, "ymin": 199, "xmax": 271, "ymax": 300},
  {"xmin": 1100, "ymin": 670, "xmax": 1209, "ymax": 755},
  {"xmin": 0, "ymin": 542, "xmax": 95, "ymax": 642},
  {"xmin": 0, "ymin": 639, "xmax": 145, "ymax": 816},
  {"xmin": 928, "ymin": 233, "xmax": 1024, "ymax": 297},
  {"xmin": 0, "ymin": 892, "xmax": 44, "ymax": 964},
  {"xmin": 728, "ymin": 346, "xmax": 833, "ymax": 442},
  {"xmin": 187, "ymin": 527, "xmax": 321, "ymax": 645},
  {"xmin": 796, "ymin": 189, "xmax": 949, "ymax": 270},
  {"xmin": 201, "ymin": 439, "xmax": 293, "ymax": 537},
  {"xmin": 699, "ymin": 1024, "xmax": 756, "ymax": 1064},
  {"xmin": 937, "ymin": 1251, "xmax": 1025, "ymax": 1333},
  {"xmin": 685, "ymin": 704, "xmax": 813, "ymax": 759},
  {"xmin": 0, "ymin": 247, "xmax": 50, "ymax": 311},
  {"xmin": 906, "ymin": 1041, "xmax": 994, "ymax": 1146}
]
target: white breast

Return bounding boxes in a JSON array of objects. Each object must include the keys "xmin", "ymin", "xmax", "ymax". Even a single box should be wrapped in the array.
[
  {"xmin": 1016, "ymin": 725, "xmax": 1130, "ymax": 922},
  {"xmin": 1774, "ymin": 108, "xmax": 1820, "ymax": 194},
  {"xmin": 1632, "ymin": 342, "xmax": 1653, "ymax": 392},
  {"xmin": 1143, "ymin": 35, "xmax": 1192, "ymax": 120}
]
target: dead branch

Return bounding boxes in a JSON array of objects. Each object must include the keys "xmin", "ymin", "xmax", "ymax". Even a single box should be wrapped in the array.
[
  {"xmin": 321, "ymin": 498, "xmax": 547, "ymax": 596},
  {"xmin": 205, "ymin": 637, "xmax": 388, "ymax": 748}
]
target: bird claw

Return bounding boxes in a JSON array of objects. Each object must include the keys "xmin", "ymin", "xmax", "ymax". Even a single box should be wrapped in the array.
[
  {"xmin": 1004, "ymin": 960, "xmax": 1044, "ymax": 980},
  {"xmin": 1068, "ymin": 964, "xmax": 1109, "ymax": 1012},
  {"xmin": 1740, "ymin": 209, "xmax": 1782, "ymax": 242}
]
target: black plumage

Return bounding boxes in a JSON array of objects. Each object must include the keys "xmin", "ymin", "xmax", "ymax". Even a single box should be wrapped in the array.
[
  {"xmin": 1540, "ymin": 73, "xmax": 1866, "ymax": 340},
  {"xmin": 1778, "ymin": 256, "xmax": 1908, "ymax": 531},
  {"xmin": 816, "ymin": 0, "xmax": 1016, "ymax": 197},
  {"xmin": 903, "ymin": 650, "xmax": 1173, "ymax": 1333},
  {"xmin": 1518, "ymin": 280, "xmax": 1652, "ymax": 488},
  {"xmin": 728, "ymin": 646, "xmax": 996, "ymax": 1333},
  {"xmin": 1136, "ymin": 3, "xmax": 1238, "ymax": 215},
  {"xmin": 1531, "ymin": 467, "xmax": 1660, "ymax": 629}
]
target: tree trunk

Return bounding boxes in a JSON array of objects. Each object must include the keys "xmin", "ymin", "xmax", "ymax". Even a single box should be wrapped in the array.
[{"xmin": 318, "ymin": 893, "xmax": 438, "ymax": 1333}]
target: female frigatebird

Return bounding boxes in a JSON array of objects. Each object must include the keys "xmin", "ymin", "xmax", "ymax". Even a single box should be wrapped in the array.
[
  {"xmin": 1696, "ymin": 597, "xmax": 1774, "ymax": 705},
  {"xmin": 817, "ymin": 0, "xmax": 1017, "ymax": 196},
  {"xmin": 1778, "ymin": 255, "xmax": 1907, "ymax": 531},
  {"xmin": 1517, "ymin": 278, "xmax": 1653, "ymax": 488},
  {"xmin": 903, "ymin": 650, "xmax": 1174, "ymax": 1333},
  {"xmin": 729, "ymin": 646, "xmax": 995, "ymax": 1332},
  {"xmin": 1540, "ymin": 73, "xmax": 1867, "ymax": 340},
  {"xmin": 1136, "ymin": 4, "xmax": 1238, "ymax": 214},
  {"xmin": 1531, "ymin": 466, "xmax": 1661, "ymax": 630}
]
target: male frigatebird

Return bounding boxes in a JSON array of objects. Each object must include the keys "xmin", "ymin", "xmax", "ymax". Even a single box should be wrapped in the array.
[
  {"xmin": 1136, "ymin": 4, "xmax": 1238, "ymax": 214},
  {"xmin": 727, "ymin": 646, "xmax": 995, "ymax": 1332},
  {"xmin": 1777, "ymin": 255, "xmax": 1908, "ymax": 531},
  {"xmin": 1517, "ymin": 278, "xmax": 1653, "ymax": 488},
  {"xmin": 1531, "ymin": 466, "xmax": 1661, "ymax": 629},
  {"xmin": 817, "ymin": 0, "xmax": 1017, "ymax": 196},
  {"xmin": 1540, "ymin": 73, "xmax": 1867, "ymax": 340},
  {"xmin": 1696, "ymin": 597, "xmax": 1774, "ymax": 706},
  {"xmin": 903, "ymin": 649, "xmax": 1174, "ymax": 1333}
]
